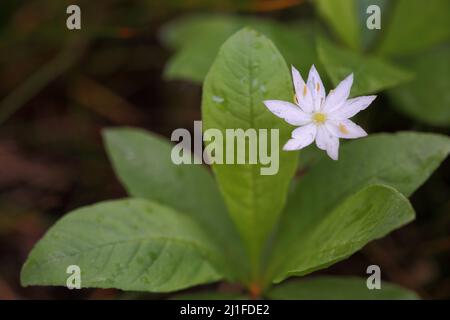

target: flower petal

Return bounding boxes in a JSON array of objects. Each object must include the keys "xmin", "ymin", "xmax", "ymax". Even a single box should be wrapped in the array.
[
  {"xmin": 315, "ymin": 125, "xmax": 339, "ymax": 160},
  {"xmin": 306, "ymin": 65, "xmax": 326, "ymax": 111},
  {"xmin": 315, "ymin": 125, "xmax": 329, "ymax": 150},
  {"xmin": 290, "ymin": 123, "xmax": 317, "ymax": 149},
  {"xmin": 323, "ymin": 73, "xmax": 354, "ymax": 113},
  {"xmin": 291, "ymin": 65, "xmax": 314, "ymax": 113},
  {"xmin": 326, "ymin": 135, "xmax": 339, "ymax": 160},
  {"xmin": 263, "ymin": 100, "xmax": 312, "ymax": 125},
  {"xmin": 283, "ymin": 138, "xmax": 306, "ymax": 151},
  {"xmin": 326, "ymin": 119, "xmax": 368, "ymax": 139},
  {"xmin": 329, "ymin": 95, "xmax": 376, "ymax": 119}
]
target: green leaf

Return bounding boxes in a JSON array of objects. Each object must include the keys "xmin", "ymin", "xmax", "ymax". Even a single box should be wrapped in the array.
[
  {"xmin": 357, "ymin": 0, "xmax": 390, "ymax": 51},
  {"xmin": 21, "ymin": 199, "xmax": 224, "ymax": 292},
  {"xmin": 289, "ymin": 132, "xmax": 450, "ymax": 213},
  {"xmin": 161, "ymin": 15, "xmax": 241, "ymax": 83},
  {"xmin": 315, "ymin": 0, "xmax": 392, "ymax": 51},
  {"xmin": 103, "ymin": 128, "xmax": 248, "ymax": 281},
  {"xmin": 376, "ymin": 0, "xmax": 450, "ymax": 57},
  {"xmin": 267, "ymin": 276, "xmax": 419, "ymax": 300},
  {"xmin": 387, "ymin": 45, "xmax": 450, "ymax": 127},
  {"xmin": 202, "ymin": 28, "xmax": 298, "ymax": 276},
  {"xmin": 269, "ymin": 185, "xmax": 414, "ymax": 283},
  {"xmin": 161, "ymin": 15, "xmax": 316, "ymax": 84},
  {"xmin": 315, "ymin": 0, "xmax": 360, "ymax": 51},
  {"xmin": 160, "ymin": 14, "xmax": 240, "ymax": 51},
  {"xmin": 317, "ymin": 37, "xmax": 413, "ymax": 96},
  {"xmin": 266, "ymin": 132, "xmax": 450, "ymax": 283}
]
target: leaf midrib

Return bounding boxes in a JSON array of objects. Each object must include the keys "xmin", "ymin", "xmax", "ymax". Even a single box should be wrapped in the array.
[{"xmin": 25, "ymin": 235, "xmax": 218, "ymax": 271}]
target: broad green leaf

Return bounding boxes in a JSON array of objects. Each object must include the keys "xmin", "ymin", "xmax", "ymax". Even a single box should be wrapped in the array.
[
  {"xmin": 21, "ymin": 199, "xmax": 223, "ymax": 292},
  {"xmin": 315, "ymin": 0, "xmax": 360, "ymax": 51},
  {"xmin": 267, "ymin": 184, "xmax": 414, "ymax": 283},
  {"xmin": 160, "ymin": 14, "xmax": 239, "ymax": 50},
  {"xmin": 254, "ymin": 22, "xmax": 317, "ymax": 80},
  {"xmin": 315, "ymin": 0, "xmax": 391, "ymax": 51},
  {"xmin": 161, "ymin": 15, "xmax": 241, "ymax": 83},
  {"xmin": 317, "ymin": 37, "xmax": 413, "ymax": 96},
  {"xmin": 103, "ymin": 128, "xmax": 248, "ymax": 281},
  {"xmin": 296, "ymin": 144, "xmax": 326, "ymax": 172},
  {"xmin": 202, "ymin": 29, "xmax": 298, "ymax": 276},
  {"xmin": 376, "ymin": 0, "xmax": 450, "ymax": 57},
  {"xmin": 388, "ymin": 45, "xmax": 450, "ymax": 127},
  {"xmin": 266, "ymin": 132, "xmax": 450, "ymax": 283},
  {"xmin": 357, "ymin": 0, "xmax": 390, "ymax": 50},
  {"xmin": 267, "ymin": 276, "xmax": 419, "ymax": 300},
  {"xmin": 288, "ymin": 132, "xmax": 450, "ymax": 214},
  {"xmin": 160, "ymin": 15, "xmax": 316, "ymax": 84},
  {"xmin": 164, "ymin": 41, "xmax": 224, "ymax": 84}
]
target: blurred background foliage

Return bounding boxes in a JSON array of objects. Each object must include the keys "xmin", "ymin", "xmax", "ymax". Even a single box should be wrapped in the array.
[{"xmin": 0, "ymin": 0, "xmax": 449, "ymax": 299}]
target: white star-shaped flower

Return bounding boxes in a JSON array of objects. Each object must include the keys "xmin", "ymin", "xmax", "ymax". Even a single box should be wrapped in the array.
[{"xmin": 264, "ymin": 65, "xmax": 376, "ymax": 160}]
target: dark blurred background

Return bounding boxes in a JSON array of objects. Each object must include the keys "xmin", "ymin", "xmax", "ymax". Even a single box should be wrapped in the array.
[{"xmin": 0, "ymin": 0, "xmax": 449, "ymax": 299}]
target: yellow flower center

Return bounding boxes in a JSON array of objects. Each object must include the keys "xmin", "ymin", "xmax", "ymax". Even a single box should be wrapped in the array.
[{"xmin": 313, "ymin": 112, "xmax": 327, "ymax": 124}]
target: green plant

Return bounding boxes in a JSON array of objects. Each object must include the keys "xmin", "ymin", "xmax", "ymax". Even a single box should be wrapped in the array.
[
  {"xmin": 21, "ymin": 29, "xmax": 449, "ymax": 299},
  {"xmin": 160, "ymin": 0, "xmax": 450, "ymax": 127}
]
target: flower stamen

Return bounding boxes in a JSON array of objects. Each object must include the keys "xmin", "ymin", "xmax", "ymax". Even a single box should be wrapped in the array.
[{"xmin": 313, "ymin": 112, "xmax": 327, "ymax": 124}]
